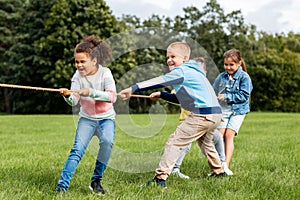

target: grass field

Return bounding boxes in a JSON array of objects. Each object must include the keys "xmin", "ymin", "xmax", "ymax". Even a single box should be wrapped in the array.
[{"xmin": 0, "ymin": 112, "xmax": 299, "ymax": 200}]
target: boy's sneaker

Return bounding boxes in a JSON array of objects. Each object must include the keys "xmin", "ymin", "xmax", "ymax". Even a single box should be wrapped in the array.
[
  {"xmin": 145, "ymin": 177, "xmax": 167, "ymax": 188},
  {"xmin": 208, "ymin": 172, "xmax": 228, "ymax": 178},
  {"xmin": 89, "ymin": 180, "xmax": 105, "ymax": 194},
  {"xmin": 222, "ymin": 162, "xmax": 233, "ymax": 176},
  {"xmin": 171, "ymin": 168, "xmax": 190, "ymax": 179}
]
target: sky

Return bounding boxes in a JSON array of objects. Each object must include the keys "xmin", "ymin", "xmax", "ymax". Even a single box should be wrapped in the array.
[{"xmin": 105, "ymin": 0, "xmax": 300, "ymax": 34}]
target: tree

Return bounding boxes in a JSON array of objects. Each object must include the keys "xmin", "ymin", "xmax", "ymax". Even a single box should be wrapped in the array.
[
  {"xmin": 2, "ymin": 0, "xmax": 299, "ymax": 113},
  {"xmin": 249, "ymin": 36, "xmax": 300, "ymax": 112},
  {"xmin": 5, "ymin": 1, "xmax": 58, "ymax": 113},
  {"xmin": 38, "ymin": 0, "xmax": 121, "ymax": 87},
  {"xmin": 113, "ymin": 17, "xmax": 181, "ymax": 113},
  {"xmin": 284, "ymin": 32, "xmax": 300, "ymax": 53},
  {"xmin": 0, "ymin": 0, "xmax": 23, "ymax": 113},
  {"xmin": 7, "ymin": 0, "xmax": 123, "ymax": 113},
  {"xmin": 176, "ymin": 0, "xmax": 258, "ymax": 70}
]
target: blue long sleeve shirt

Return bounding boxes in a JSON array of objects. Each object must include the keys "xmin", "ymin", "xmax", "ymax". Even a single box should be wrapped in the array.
[{"xmin": 131, "ymin": 60, "xmax": 221, "ymax": 114}]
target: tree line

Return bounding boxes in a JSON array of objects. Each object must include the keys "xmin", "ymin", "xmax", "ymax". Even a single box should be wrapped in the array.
[{"xmin": 0, "ymin": 0, "xmax": 299, "ymax": 114}]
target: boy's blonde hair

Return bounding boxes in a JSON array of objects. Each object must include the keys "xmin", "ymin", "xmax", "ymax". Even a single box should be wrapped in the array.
[{"xmin": 167, "ymin": 42, "xmax": 190, "ymax": 60}]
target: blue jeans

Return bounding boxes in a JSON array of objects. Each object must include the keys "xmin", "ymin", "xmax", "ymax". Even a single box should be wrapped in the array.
[{"xmin": 56, "ymin": 118, "xmax": 115, "ymax": 189}]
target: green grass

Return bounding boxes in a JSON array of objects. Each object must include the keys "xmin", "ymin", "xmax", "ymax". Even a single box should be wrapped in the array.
[{"xmin": 0, "ymin": 113, "xmax": 299, "ymax": 200}]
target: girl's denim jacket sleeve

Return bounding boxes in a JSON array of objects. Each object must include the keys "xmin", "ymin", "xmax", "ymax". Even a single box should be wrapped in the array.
[{"xmin": 213, "ymin": 66, "xmax": 253, "ymax": 115}]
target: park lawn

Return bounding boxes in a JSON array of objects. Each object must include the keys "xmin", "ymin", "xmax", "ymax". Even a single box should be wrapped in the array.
[{"xmin": 0, "ymin": 112, "xmax": 299, "ymax": 200}]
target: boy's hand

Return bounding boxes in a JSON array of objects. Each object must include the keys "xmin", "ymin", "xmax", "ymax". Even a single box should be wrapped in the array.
[
  {"xmin": 118, "ymin": 88, "xmax": 132, "ymax": 100},
  {"xmin": 149, "ymin": 92, "xmax": 161, "ymax": 101},
  {"xmin": 59, "ymin": 88, "xmax": 71, "ymax": 97}
]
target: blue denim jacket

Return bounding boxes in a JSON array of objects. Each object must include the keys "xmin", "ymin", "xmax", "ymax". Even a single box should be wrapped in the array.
[{"xmin": 213, "ymin": 66, "xmax": 253, "ymax": 115}]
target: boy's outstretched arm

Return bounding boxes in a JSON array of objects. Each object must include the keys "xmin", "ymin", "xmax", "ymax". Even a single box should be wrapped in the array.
[{"xmin": 119, "ymin": 69, "xmax": 184, "ymax": 101}]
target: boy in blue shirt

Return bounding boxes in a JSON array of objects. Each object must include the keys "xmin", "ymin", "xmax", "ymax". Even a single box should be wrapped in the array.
[
  {"xmin": 119, "ymin": 42, "xmax": 227, "ymax": 188},
  {"xmin": 150, "ymin": 57, "xmax": 233, "ymax": 178}
]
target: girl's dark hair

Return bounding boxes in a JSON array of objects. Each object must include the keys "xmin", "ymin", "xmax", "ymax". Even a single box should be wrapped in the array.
[
  {"xmin": 75, "ymin": 35, "xmax": 112, "ymax": 65},
  {"xmin": 223, "ymin": 49, "xmax": 247, "ymax": 72}
]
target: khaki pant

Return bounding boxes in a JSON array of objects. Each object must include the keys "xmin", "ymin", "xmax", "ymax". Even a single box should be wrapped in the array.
[{"xmin": 155, "ymin": 112, "xmax": 223, "ymax": 180}]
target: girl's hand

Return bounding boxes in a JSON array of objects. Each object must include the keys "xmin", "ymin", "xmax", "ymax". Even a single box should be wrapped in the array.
[
  {"xmin": 149, "ymin": 92, "xmax": 161, "ymax": 101},
  {"xmin": 59, "ymin": 88, "xmax": 71, "ymax": 97},
  {"xmin": 217, "ymin": 94, "xmax": 225, "ymax": 101}
]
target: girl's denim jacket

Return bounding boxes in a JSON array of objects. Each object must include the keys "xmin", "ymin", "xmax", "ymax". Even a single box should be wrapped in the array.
[{"xmin": 213, "ymin": 66, "xmax": 253, "ymax": 115}]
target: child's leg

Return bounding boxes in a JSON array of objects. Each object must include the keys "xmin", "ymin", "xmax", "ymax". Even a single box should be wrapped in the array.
[
  {"xmin": 196, "ymin": 115, "xmax": 223, "ymax": 174},
  {"xmin": 213, "ymin": 129, "xmax": 233, "ymax": 175},
  {"xmin": 155, "ymin": 132, "xmax": 193, "ymax": 180},
  {"xmin": 224, "ymin": 128, "xmax": 235, "ymax": 166},
  {"xmin": 92, "ymin": 119, "xmax": 115, "ymax": 181},
  {"xmin": 224, "ymin": 114, "xmax": 246, "ymax": 166},
  {"xmin": 213, "ymin": 129, "xmax": 225, "ymax": 163},
  {"xmin": 173, "ymin": 144, "xmax": 192, "ymax": 169},
  {"xmin": 172, "ymin": 143, "xmax": 192, "ymax": 179},
  {"xmin": 56, "ymin": 118, "xmax": 96, "ymax": 190},
  {"xmin": 155, "ymin": 113, "xmax": 223, "ymax": 180}
]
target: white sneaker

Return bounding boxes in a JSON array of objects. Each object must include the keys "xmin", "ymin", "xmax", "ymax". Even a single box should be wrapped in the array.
[
  {"xmin": 171, "ymin": 168, "xmax": 190, "ymax": 179},
  {"xmin": 222, "ymin": 162, "xmax": 233, "ymax": 176},
  {"xmin": 207, "ymin": 172, "xmax": 214, "ymax": 177}
]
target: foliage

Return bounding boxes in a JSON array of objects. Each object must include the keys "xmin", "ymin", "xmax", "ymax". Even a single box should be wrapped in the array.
[
  {"xmin": 2, "ymin": 0, "xmax": 122, "ymax": 113},
  {"xmin": 0, "ymin": 0, "xmax": 299, "ymax": 113},
  {"xmin": 39, "ymin": 0, "xmax": 122, "ymax": 87},
  {"xmin": 249, "ymin": 48, "xmax": 300, "ymax": 112},
  {"xmin": 0, "ymin": 0, "xmax": 23, "ymax": 112}
]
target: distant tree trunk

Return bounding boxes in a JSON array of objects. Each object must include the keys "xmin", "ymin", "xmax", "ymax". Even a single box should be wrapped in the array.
[{"xmin": 3, "ymin": 88, "xmax": 11, "ymax": 113}]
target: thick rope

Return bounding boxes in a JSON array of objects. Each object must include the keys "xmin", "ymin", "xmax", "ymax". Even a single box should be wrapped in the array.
[
  {"xmin": 0, "ymin": 83, "xmax": 61, "ymax": 92},
  {"xmin": 0, "ymin": 83, "xmax": 179, "ymax": 106}
]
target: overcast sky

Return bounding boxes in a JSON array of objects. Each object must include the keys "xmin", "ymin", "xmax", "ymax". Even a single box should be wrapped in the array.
[{"xmin": 105, "ymin": 0, "xmax": 300, "ymax": 34}]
